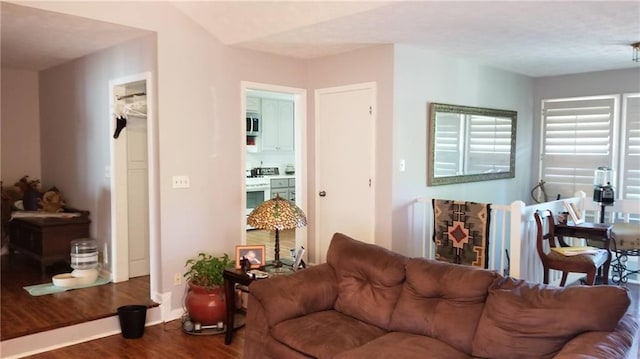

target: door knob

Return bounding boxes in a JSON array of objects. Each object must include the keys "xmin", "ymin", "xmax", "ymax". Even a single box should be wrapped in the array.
[{"xmin": 319, "ymin": 191, "xmax": 326, "ymax": 197}]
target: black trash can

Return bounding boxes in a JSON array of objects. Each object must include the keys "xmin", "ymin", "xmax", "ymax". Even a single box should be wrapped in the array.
[{"xmin": 117, "ymin": 305, "xmax": 147, "ymax": 339}]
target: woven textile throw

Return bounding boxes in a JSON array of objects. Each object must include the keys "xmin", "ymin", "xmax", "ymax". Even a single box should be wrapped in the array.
[{"xmin": 432, "ymin": 199, "xmax": 491, "ymax": 268}]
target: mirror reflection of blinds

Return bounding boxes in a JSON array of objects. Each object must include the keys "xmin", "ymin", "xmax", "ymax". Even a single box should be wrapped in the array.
[
  {"xmin": 540, "ymin": 96, "xmax": 616, "ymax": 199},
  {"xmin": 467, "ymin": 115, "xmax": 512, "ymax": 174},
  {"xmin": 434, "ymin": 113, "xmax": 512, "ymax": 176},
  {"xmin": 433, "ymin": 113, "xmax": 463, "ymax": 176},
  {"xmin": 621, "ymin": 94, "xmax": 640, "ymax": 200}
]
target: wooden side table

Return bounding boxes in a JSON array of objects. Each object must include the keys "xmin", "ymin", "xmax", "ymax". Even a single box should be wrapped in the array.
[
  {"xmin": 555, "ymin": 222, "xmax": 613, "ymax": 284},
  {"xmin": 223, "ymin": 268, "xmax": 254, "ymax": 345}
]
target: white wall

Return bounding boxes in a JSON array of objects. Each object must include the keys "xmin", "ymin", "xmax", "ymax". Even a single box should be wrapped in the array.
[
  {"xmin": 1, "ymin": 68, "xmax": 41, "ymax": 184},
  {"xmin": 391, "ymin": 44, "xmax": 535, "ymax": 256}
]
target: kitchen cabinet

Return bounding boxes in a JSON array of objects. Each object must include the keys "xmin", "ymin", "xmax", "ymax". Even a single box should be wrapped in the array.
[
  {"xmin": 261, "ymin": 99, "xmax": 294, "ymax": 152},
  {"xmin": 271, "ymin": 177, "xmax": 295, "ymax": 201},
  {"xmin": 246, "ymin": 96, "xmax": 261, "ymax": 113}
]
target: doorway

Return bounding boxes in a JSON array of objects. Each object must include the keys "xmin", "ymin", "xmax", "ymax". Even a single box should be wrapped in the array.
[
  {"xmin": 109, "ymin": 72, "xmax": 158, "ymax": 293},
  {"xmin": 315, "ymin": 82, "xmax": 376, "ymax": 263},
  {"xmin": 240, "ymin": 82, "xmax": 307, "ymax": 263}
]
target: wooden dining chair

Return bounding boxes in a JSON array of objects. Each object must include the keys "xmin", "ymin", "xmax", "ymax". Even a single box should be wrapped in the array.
[{"xmin": 534, "ymin": 210, "xmax": 610, "ymax": 286}]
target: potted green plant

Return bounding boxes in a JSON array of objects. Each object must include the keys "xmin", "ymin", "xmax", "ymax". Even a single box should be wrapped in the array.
[{"xmin": 183, "ymin": 252, "xmax": 232, "ymax": 325}]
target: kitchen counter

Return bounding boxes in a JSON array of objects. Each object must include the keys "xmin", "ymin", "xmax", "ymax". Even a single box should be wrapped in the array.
[{"xmin": 266, "ymin": 174, "xmax": 295, "ymax": 179}]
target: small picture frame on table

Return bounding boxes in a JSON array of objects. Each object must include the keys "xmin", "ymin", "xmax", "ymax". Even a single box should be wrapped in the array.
[
  {"xmin": 235, "ymin": 245, "xmax": 265, "ymax": 269},
  {"xmin": 292, "ymin": 246, "xmax": 306, "ymax": 271},
  {"xmin": 563, "ymin": 201, "xmax": 585, "ymax": 225}
]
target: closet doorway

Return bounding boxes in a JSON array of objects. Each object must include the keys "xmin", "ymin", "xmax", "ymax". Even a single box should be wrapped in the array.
[
  {"xmin": 109, "ymin": 72, "xmax": 157, "ymax": 287},
  {"xmin": 240, "ymin": 82, "xmax": 308, "ymax": 262}
]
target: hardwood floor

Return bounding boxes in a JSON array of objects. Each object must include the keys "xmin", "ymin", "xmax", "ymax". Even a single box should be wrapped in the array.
[
  {"xmin": 0, "ymin": 251, "xmax": 157, "ymax": 341},
  {"xmin": 25, "ymin": 320, "xmax": 244, "ymax": 359}
]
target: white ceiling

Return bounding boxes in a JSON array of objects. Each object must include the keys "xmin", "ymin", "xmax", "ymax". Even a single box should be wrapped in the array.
[
  {"xmin": 2, "ymin": 1, "xmax": 639, "ymax": 77},
  {"xmin": 0, "ymin": 2, "xmax": 151, "ymax": 71}
]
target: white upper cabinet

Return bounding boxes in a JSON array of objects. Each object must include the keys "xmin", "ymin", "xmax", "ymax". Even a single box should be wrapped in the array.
[
  {"xmin": 261, "ymin": 99, "xmax": 294, "ymax": 152},
  {"xmin": 246, "ymin": 96, "xmax": 261, "ymax": 113}
]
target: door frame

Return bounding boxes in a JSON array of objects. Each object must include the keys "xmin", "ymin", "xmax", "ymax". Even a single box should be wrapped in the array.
[
  {"xmin": 109, "ymin": 72, "xmax": 160, "ymax": 300},
  {"xmin": 240, "ymin": 81, "xmax": 308, "ymax": 252},
  {"xmin": 314, "ymin": 82, "xmax": 377, "ymax": 264}
]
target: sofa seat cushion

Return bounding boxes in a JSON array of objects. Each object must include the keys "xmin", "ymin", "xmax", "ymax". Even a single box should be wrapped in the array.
[
  {"xmin": 271, "ymin": 310, "xmax": 387, "ymax": 359},
  {"xmin": 333, "ymin": 332, "xmax": 471, "ymax": 359},
  {"xmin": 390, "ymin": 258, "xmax": 498, "ymax": 354},
  {"xmin": 471, "ymin": 277, "xmax": 631, "ymax": 359}
]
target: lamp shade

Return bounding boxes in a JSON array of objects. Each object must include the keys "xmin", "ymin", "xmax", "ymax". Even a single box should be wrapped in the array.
[{"xmin": 247, "ymin": 194, "xmax": 307, "ymax": 231}]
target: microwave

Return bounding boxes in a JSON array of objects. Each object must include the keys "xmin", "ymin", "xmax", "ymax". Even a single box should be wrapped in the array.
[{"xmin": 246, "ymin": 112, "xmax": 260, "ymax": 136}]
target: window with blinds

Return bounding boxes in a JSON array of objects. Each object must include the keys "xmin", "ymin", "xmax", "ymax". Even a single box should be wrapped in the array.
[
  {"xmin": 540, "ymin": 93, "xmax": 640, "ymax": 200},
  {"xmin": 621, "ymin": 94, "xmax": 640, "ymax": 200},
  {"xmin": 540, "ymin": 96, "xmax": 617, "ymax": 200}
]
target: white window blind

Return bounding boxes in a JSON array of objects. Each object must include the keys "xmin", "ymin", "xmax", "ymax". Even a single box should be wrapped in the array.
[
  {"xmin": 621, "ymin": 94, "xmax": 640, "ymax": 200},
  {"xmin": 540, "ymin": 96, "xmax": 617, "ymax": 199},
  {"xmin": 433, "ymin": 113, "xmax": 463, "ymax": 177},
  {"xmin": 433, "ymin": 113, "xmax": 513, "ymax": 176},
  {"xmin": 467, "ymin": 115, "xmax": 513, "ymax": 173}
]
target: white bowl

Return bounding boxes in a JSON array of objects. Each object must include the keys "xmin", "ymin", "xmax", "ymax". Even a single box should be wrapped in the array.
[
  {"xmin": 52, "ymin": 273, "xmax": 79, "ymax": 287},
  {"xmin": 71, "ymin": 268, "xmax": 99, "ymax": 285}
]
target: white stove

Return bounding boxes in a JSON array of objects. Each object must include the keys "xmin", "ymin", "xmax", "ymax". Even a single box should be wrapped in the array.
[
  {"xmin": 246, "ymin": 176, "xmax": 271, "ymax": 229},
  {"xmin": 246, "ymin": 176, "xmax": 270, "ymax": 190}
]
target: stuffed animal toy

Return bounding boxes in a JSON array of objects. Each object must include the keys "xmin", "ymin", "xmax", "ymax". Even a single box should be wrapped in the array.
[{"xmin": 38, "ymin": 190, "xmax": 65, "ymax": 213}]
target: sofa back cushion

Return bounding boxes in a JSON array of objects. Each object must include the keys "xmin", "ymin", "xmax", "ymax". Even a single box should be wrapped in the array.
[
  {"xmin": 389, "ymin": 258, "xmax": 498, "ymax": 354},
  {"xmin": 471, "ymin": 277, "xmax": 631, "ymax": 359},
  {"xmin": 327, "ymin": 233, "xmax": 407, "ymax": 329}
]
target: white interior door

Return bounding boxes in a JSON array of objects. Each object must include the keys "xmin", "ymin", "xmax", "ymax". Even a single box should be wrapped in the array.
[
  {"xmin": 315, "ymin": 82, "xmax": 376, "ymax": 263},
  {"xmin": 111, "ymin": 76, "xmax": 150, "ymax": 281},
  {"xmin": 126, "ymin": 113, "xmax": 149, "ymax": 277}
]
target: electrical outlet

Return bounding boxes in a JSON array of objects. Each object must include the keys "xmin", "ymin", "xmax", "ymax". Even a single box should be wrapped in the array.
[
  {"xmin": 174, "ymin": 273, "xmax": 182, "ymax": 286},
  {"xmin": 172, "ymin": 175, "xmax": 190, "ymax": 189}
]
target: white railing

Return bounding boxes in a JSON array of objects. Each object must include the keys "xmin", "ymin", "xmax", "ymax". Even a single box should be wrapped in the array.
[{"xmin": 418, "ymin": 194, "xmax": 584, "ymax": 284}]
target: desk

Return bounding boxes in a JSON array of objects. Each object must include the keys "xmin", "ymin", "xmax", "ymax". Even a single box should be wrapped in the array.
[
  {"xmin": 555, "ymin": 222, "xmax": 613, "ymax": 285},
  {"xmin": 8, "ymin": 213, "xmax": 91, "ymax": 273},
  {"xmin": 610, "ymin": 223, "xmax": 640, "ymax": 284}
]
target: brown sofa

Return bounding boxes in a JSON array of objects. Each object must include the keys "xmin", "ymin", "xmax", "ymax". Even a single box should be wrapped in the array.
[{"xmin": 245, "ymin": 233, "xmax": 638, "ymax": 359}]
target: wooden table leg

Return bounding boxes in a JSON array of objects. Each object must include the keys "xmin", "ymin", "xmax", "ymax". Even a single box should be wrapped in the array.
[{"xmin": 223, "ymin": 276, "xmax": 235, "ymax": 345}]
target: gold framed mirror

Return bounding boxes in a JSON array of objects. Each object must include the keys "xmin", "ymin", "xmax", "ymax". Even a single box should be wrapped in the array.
[{"xmin": 428, "ymin": 102, "xmax": 517, "ymax": 186}]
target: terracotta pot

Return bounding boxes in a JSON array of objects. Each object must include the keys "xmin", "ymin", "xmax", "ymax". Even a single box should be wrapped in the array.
[{"xmin": 185, "ymin": 281, "xmax": 227, "ymax": 325}]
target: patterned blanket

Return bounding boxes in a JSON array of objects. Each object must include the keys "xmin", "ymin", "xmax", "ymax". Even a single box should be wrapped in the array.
[{"xmin": 432, "ymin": 199, "xmax": 491, "ymax": 268}]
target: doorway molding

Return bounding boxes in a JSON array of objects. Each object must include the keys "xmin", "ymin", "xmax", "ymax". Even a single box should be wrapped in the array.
[
  {"xmin": 108, "ymin": 72, "xmax": 160, "ymax": 301},
  {"xmin": 240, "ymin": 81, "xmax": 308, "ymax": 252}
]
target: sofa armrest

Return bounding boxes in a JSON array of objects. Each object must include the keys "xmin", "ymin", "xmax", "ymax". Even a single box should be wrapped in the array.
[
  {"xmin": 554, "ymin": 313, "xmax": 639, "ymax": 359},
  {"xmin": 248, "ymin": 263, "xmax": 338, "ymax": 327}
]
